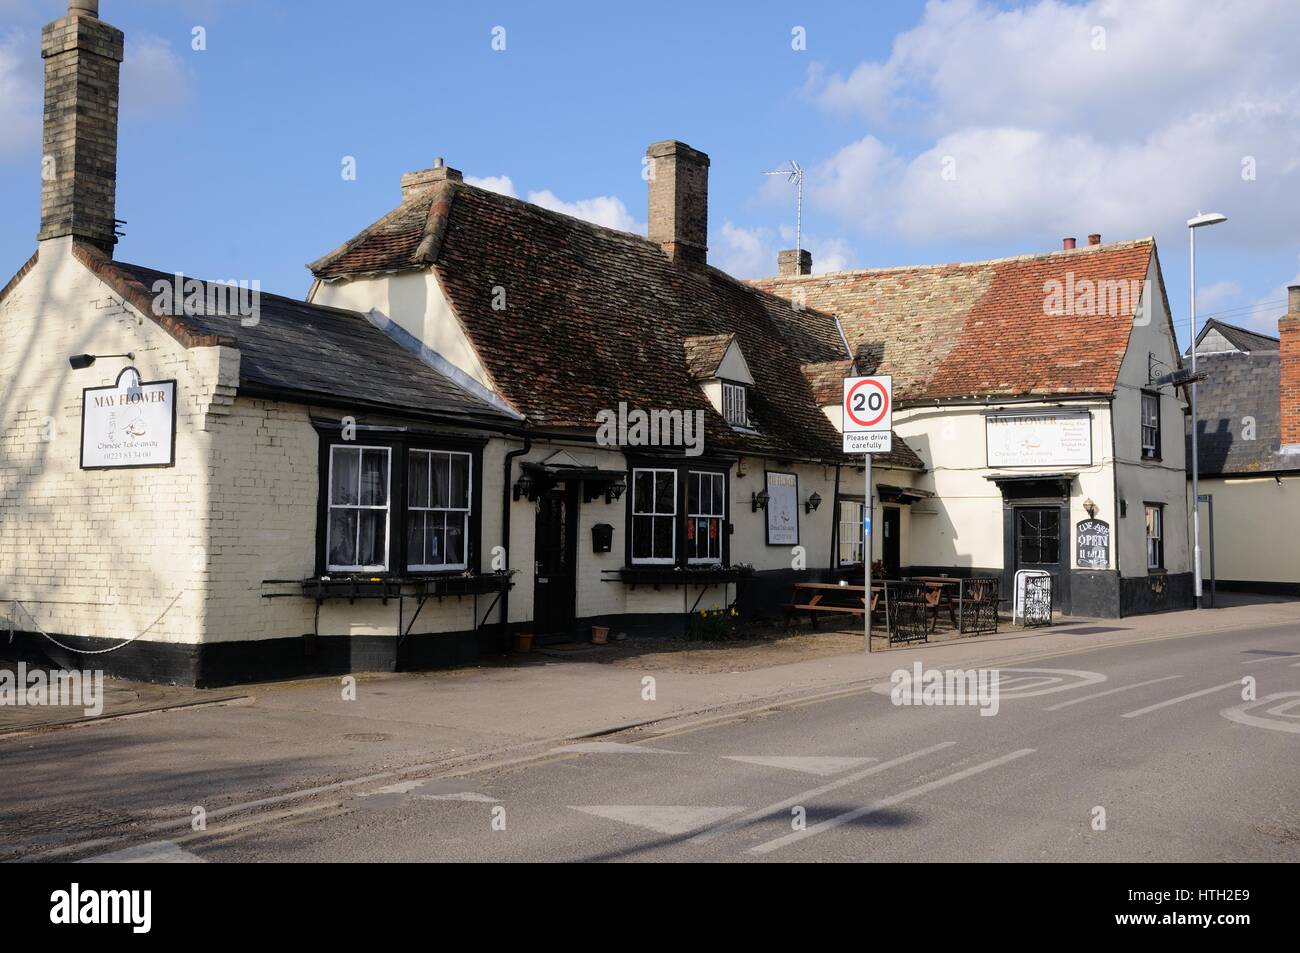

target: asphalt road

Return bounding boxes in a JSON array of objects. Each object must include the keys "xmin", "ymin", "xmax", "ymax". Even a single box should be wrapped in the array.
[{"xmin": 61, "ymin": 621, "xmax": 1298, "ymax": 863}]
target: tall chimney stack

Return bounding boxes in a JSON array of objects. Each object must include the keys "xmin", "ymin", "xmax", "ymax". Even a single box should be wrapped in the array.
[
  {"xmin": 1281, "ymin": 285, "xmax": 1300, "ymax": 453},
  {"xmin": 778, "ymin": 248, "xmax": 812, "ymax": 276},
  {"xmin": 646, "ymin": 140, "xmax": 709, "ymax": 266},
  {"xmin": 38, "ymin": 0, "xmax": 123, "ymax": 253}
]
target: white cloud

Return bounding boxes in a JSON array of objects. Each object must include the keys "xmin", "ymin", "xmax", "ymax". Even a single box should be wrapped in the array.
[
  {"xmin": 715, "ymin": 222, "xmax": 774, "ymax": 279},
  {"xmin": 121, "ymin": 35, "xmax": 191, "ymax": 118},
  {"xmin": 0, "ymin": 31, "xmax": 39, "ymax": 160},
  {"xmin": 1196, "ymin": 281, "xmax": 1241, "ymax": 313},
  {"xmin": 801, "ymin": 0, "xmax": 1300, "ymax": 249},
  {"xmin": 464, "ymin": 174, "xmax": 517, "ymax": 197},
  {"xmin": 526, "ymin": 189, "xmax": 643, "ymax": 234}
]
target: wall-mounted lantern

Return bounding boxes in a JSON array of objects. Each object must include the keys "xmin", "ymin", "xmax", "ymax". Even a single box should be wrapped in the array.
[
  {"xmin": 513, "ymin": 472, "xmax": 535, "ymax": 502},
  {"xmin": 1083, "ymin": 498, "xmax": 1098, "ymax": 518},
  {"xmin": 751, "ymin": 488, "xmax": 769, "ymax": 513},
  {"xmin": 606, "ymin": 480, "xmax": 626, "ymax": 504},
  {"xmin": 805, "ymin": 491, "xmax": 822, "ymax": 514},
  {"xmin": 68, "ymin": 351, "xmax": 134, "ymax": 370}
]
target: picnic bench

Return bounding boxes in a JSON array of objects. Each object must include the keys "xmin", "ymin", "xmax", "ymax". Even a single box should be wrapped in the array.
[{"xmin": 781, "ymin": 581, "xmax": 878, "ymax": 628}]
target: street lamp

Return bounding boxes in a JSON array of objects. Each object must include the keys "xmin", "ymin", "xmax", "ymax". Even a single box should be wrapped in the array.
[{"xmin": 1187, "ymin": 211, "xmax": 1227, "ymax": 608}]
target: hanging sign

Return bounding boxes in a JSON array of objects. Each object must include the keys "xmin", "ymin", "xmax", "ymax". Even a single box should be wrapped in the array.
[
  {"xmin": 80, "ymin": 367, "xmax": 177, "ymax": 469},
  {"xmin": 842, "ymin": 375, "xmax": 892, "ymax": 454}
]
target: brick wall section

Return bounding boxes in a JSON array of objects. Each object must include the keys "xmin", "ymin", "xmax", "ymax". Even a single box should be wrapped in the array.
[
  {"xmin": 1281, "ymin": 286, "xmax": 1300, "ymax": 449},
  {"xmin": 0, "ymin": 238, "xmax": 228, "ymax": 644},
  {"xmin": 38, "ymin": 11, "xmax": 123, "ymax": 252},
  {"xmin": 646, "ymin": 140, "xmax": 709, "ymax": 266}
]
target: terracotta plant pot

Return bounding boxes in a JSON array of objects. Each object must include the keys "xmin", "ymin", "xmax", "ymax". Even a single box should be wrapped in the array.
[
  {"xmin": 591, "ymin": 625, "xmax": 610, "ymax": 645},
  {"xmin": 514, "ymin": 632, "xmax": 534, "ymax": 653}
]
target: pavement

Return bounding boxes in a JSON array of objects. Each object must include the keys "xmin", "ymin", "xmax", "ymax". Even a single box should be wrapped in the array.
[{"xmin": 2, "ymin": 595, "xmax": 1298, "ymax": 862}]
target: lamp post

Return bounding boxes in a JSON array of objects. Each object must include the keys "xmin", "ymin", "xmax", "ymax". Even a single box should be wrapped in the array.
[{"xmin": 1187, "ymin": 211, "xmax": 1227, "ymax": 608}]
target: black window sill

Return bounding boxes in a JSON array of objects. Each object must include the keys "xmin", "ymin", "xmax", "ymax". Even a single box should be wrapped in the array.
[{"xmin": 297, "ymin": 572, "xmax": 514, "ymax": 601}]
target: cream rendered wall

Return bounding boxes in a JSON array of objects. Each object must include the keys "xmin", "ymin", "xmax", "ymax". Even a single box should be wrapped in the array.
[
  {"xmin": 1112, "ymin": 258, "xmax": 1190, "ymax": 577},
  {"xmin": 0, "ymin": 237, "xmax": 230, "ymax": 646},
  {"xmin": 311, "ymin": 272, "xmax": 494, "ymax": 392},
  {"xmin": 892, "ymin": 401, "xmax": 1117, "ymax": 570},
  {"xmin": 1195, "ymin": 476, "xmax": 1300, "ymax": 585}
]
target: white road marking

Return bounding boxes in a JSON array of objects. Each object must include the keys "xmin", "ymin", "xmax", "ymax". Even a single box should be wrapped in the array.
[
  {"xmin": 552, "ymin": 741, "xmax": 685, "ymax": 755},
  {"xmin": 749, "ymin": 749, "xmax": 1036, "ymax": 855},
  {"xmin": 569, "ymin": 805, "xmax": 745, "ymax": 836},
  {"xmin": 690, "ymin": 742, "xmax": 956, "ymax": 845},
  {"xmin": 1042, "ymin": 675, "xmax": 1184, "ymax": 711},
  {"xmin": 417, "ymin": 792, "xmax": 499, "ymax": 803},
  {"xmin": 359, "ymin": 780, "xmax": 427, "ymax": 797},
  {"xmin": 78, "ymin": 840, "xmax": 206, "ymax": 863},
  {"xmin": 1221, "ymin": 692, "xmax": 1300, "ymax": 734},
  {"xmin": 1243, "ymin": 653, "xmax": 1300, "ymax": 665},
  {"xmin": 1121, "ymin": 680, "xmax": 1243, "ymax": 718},
  {"xmin": 870, "ymin": 668, "xmax": 1104, "ymax": 700},
  {"xmin": 722, "ymin": 756, "xmax": 877, "ymax": 777}
]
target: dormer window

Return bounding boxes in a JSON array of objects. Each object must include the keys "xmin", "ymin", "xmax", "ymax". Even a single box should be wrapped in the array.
[{"xmin": 722, "ymin": 382, "xmax": 748, "ymax": 427}]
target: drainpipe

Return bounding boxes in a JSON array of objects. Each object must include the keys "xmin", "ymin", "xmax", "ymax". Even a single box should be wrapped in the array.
[
  {"xmin": 829, "ymin": 463, "xmax": 841, "ymax": 574},
  {"xmin": 499, "ymin": 432, "xmax": 532, "ymax": 651}
]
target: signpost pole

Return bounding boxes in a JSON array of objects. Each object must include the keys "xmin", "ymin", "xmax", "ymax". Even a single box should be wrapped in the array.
[{"xmin": 865, "ymin": 453, "xmax": 872, "ymax": 654}]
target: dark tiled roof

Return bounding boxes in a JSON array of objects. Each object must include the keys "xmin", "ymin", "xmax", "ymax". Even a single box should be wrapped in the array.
[
  {"xmin": 750, "ymin": 240, "xmax": 1160, "ymax": 403},
  {"xmin": 105, "ymin": 261, "xmax": 511, "ymax": 422},
  {"xmin": 682, "ymin": 334, "xmax": 735, "ymax": 381},
  {"xmin": 311, "ymin": 182, "xmax": 922, "ymax": 468},
  {"xmin": 1194, "ymin": 318, "xmax": 1280, "ymax": 354},
  {"xmin": 802, "ymin": 360, "xmax": 855, "ymax": 405},
  {"xmin": 1189, "ymin": 350, "xmax": 1297, "ymax": 474}
]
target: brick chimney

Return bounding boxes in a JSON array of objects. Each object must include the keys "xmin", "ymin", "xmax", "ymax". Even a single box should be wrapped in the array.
[
  {"xmin": 1062, "ymin": 237, "xmax": 1076, "ymax": 250},
  {"xmin": 646, "ymin": 140, "xmax": 709, "ymax": 266},
  {"xmin": 400, "ymin": 157, "xmax": 462, "ymax": 201},
  {"xmin": 778, "ymin": 248, "xmax": 812, "ymax": 276},
  {"xmin": 1088, "ymin": 233, "xmax": 1102, "ymax": 246},
  {"xmin": 38, "ymin": 0, "xmax": 124, "ymax": 253},
  {"xmin": 1281, "ymin": 285, "xmax": 1300, "ymax": 453}
]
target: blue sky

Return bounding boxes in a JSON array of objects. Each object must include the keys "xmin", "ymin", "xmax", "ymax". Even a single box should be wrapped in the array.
[{"xmin": 2, "ymin": 0, "xmax": 1298, "ymax": 346}]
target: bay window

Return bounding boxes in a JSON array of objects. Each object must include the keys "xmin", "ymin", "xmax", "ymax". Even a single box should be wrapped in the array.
[
  {"xmin": 327, "ymin": 446, "xmax": 391, "ymax": 571},
  {"xmin": 407, "ymin": 450, "xmax": 472, "ymax": 571},
  {"xmin": 318, "ymin": 431, "xmax": 481, "ymax": 576},
  {"xmin": 631, "ymin": 468, "xmax": 677, "ymax": 563},
  {"xmin": 686, "ymin": 470, "xmax": 725, "ymax": 564}
]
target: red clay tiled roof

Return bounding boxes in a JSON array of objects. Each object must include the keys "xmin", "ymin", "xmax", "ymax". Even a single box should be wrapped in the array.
[
  {"xmin": 683, "ymin": 334, "xmax": 735, "ymax": 380},
  {"xmin": 310, "ymin": 182, "xmax": 923, "ymax": 468},
  {"xmin": 802, "ymin": 360, "xmax": 856, "ymax": 405},
  {"xmin": 751, "ymin": 240, "xmax": 1161, "ymax": 403}
]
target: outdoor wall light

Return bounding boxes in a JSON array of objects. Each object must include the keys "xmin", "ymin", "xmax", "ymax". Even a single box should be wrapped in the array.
[
  {"xmin": 606, "ymin": 480, "xmax": 626, "ymax": 504},
  {"xmin": 1083, "ymin": 498, "xmax": 1098, "ymax": 518},
  {"xmin": 805, "ymin": 491, "xmax": 822, "ymax": 514},
  {"xmin": 68, "ymin": 352, "xmax": 134, "ymax": 370},
  {"xmin": 751, "ymin": 488, "xmax": 769, "ymax": 513},
  {"xmin": 512, "ymin": 473, "xmax": 535, "ymax": 502}
]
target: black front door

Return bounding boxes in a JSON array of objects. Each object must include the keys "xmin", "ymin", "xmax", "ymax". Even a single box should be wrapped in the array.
[
  {"xmin": 1013, "ymin": 506, "xmax": 1061, "ymax": 607},
  {"xmin": 882, "ymin": 506, "xmax": 901, "ymax": 578},
  {"xmin": 534, "ymin": 483, "xmax": 578, "ymax": 635}
]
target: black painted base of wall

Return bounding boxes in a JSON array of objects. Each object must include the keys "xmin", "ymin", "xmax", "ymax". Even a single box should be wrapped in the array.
[
  {"xmin": 1, "ymin": 627, "xmax": 503, "ymax": 689},
  {"xmin": 1213, "ymin": 579, "xmax": 1300, "ymax": 597},
  {"xmin": 1119, "ymin": 572, "xmax": 1195, "ymax": 616},
  {"xmin": 1070, "ymin": 570, "xmax": 1122, "ymax": 618}
]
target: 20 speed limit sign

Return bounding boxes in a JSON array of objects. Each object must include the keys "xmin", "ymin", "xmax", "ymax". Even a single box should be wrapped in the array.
[{"xmin": 842, "ymin": 375, "xmax": 892, "ymax": 454}]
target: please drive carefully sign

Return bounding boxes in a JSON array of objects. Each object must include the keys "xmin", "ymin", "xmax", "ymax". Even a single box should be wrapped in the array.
[
  {"xmin": 81, "ymin": 368, "xmax": 177, "ymax": 469},
  {"xmin": 842, "ymin": 375, "xmax": 892, "ymax": 454}
]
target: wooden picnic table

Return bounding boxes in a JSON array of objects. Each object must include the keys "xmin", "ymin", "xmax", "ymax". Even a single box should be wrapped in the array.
[{"xmin": 783, "ymin": 581, "xmax": 882, "ymax": 627}]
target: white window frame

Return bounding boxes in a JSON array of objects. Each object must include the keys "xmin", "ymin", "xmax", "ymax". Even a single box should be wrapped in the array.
[
  {"xmin": 686, "ymin": 470, "xmax": 725, "ymax": 565},
  {"xmin": 722, "ymin": 381, "xmax": 747, "ymax": 428},
  {"xmin": 1145, "ymin": 504, "xmax": 1164, "ymax": 570},
  {"xmin": 631, "ymin": 467, "xmax": 677, "ymax": 565},
  {"xmin": 407, "ymin": 449, "xmax": 473, "ymax": 572},
  {"xmin": 326, "ymin": 444, "xmax": 392, "ymax": 572},
  {"xmin": 1141, "ymin": 392, "xmax": 1160, "ymax": 459},
  {"xmin": 838, "ymin": 499, "xmax": 865, "ymax": 566}
]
